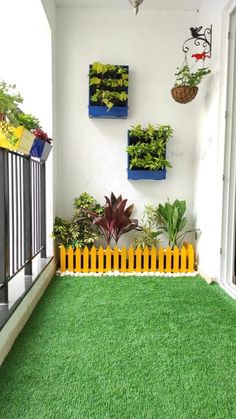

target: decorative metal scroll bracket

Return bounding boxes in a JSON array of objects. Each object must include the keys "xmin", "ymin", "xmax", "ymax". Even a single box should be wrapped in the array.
[{"xmin": 182, "ymin": 25, "xmax": 212, "ymax": 58}]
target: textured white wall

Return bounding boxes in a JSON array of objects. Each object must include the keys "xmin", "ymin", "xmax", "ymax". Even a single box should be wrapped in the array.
[
  {"xmin": 194, "ymin": 0, "xmax": 230, "ymax": 279},
  {"xmin": 56, "ymin": 8, "xmax": 198, "ymax": 246}
]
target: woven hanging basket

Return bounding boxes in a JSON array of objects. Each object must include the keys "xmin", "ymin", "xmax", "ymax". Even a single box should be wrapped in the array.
[{"xmin": 171, "ymin": 86, "xmax": 198, "ymax": 104}]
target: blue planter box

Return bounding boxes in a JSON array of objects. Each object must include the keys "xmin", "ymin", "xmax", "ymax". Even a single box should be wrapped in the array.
[
  {"xmin": 89, "ymin": 105, "xmax": 128, "ymax": 118},
  {"xmin": 88, "ymin": 64, "xmax": 129, "ymax": 119},
  {"xmin": 128, "ymin": 167, "xmax": 166, "ymax": 180},
  {"xmin": 30, "ymin": 138, "xmax": 52, "ymax": 161}
]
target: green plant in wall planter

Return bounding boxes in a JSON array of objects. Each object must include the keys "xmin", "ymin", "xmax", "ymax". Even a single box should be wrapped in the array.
[
  {"xmin": 171, "ymin": 52, "xmax": 211, "ymax": 104},
  {"xmin": 88, "ymin": 61, "xmax": 129, "ymax": 118},
  {"xmin": 127, "ymin": 124, "xmax": 173, "ymax": 180}
]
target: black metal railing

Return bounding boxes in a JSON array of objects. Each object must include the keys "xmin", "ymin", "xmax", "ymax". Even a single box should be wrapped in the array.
[{"xmin": 0, "ymin": 146, "xmax": 46, "ymax": 303}]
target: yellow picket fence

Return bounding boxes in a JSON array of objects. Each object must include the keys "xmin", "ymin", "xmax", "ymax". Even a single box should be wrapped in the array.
[{"xmin": 60, "ymin": 244, "xmax": 195, "ymax": 274}]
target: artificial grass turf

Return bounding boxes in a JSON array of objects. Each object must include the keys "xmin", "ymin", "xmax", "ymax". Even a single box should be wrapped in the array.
[{"xmin": 1, "ymin": 277, "xmax": 236, "ymax": 418}]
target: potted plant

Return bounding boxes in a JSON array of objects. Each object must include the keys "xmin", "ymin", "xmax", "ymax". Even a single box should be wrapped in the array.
[
  {"xmin": 11, "ymin": 112, "xmax": 40, "ymax": 155},
  {"xmin": 30, "ymin": 128, "xmax": 53, "ymax": 161},
  {"xmin": 0, "ymin": 81, "xmax": 23, "ymax": 148},
  {"xmin": 144, "ymin": 199, "xmax": 198, "ymax": 249},
  {"xmin": 171, "ymin": 53, "xmax": 211, "ymax": 104},
  {"xmin": 53, "ymin": 193, "xmax": 103, "ymax": 249},
  {"xmin": 127, "ymin": 124, "xmax": 173, "ymax": 180},
  {"xmin": 88, "ymin": 61, "xmax": 129, "ymax": 118},
  {"xmin": 133, "ymin": 216, "xmax": 162, "ymax": 250}
]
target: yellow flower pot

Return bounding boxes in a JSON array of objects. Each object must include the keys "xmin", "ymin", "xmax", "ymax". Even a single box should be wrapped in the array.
[{"xmin": 0, "ymin": 126, "xmax": 35, "ymax": 155}]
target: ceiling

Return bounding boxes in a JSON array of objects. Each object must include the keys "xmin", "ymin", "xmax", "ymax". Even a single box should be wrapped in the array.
[{"xmin": 55, "ymin": 0, "xmax": 203, "ymax": 11}]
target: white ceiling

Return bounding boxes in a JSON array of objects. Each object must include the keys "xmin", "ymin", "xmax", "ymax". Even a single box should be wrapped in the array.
[{"xmin": 55, "ymin": 0, "xmax": 203, "ymax": 11}]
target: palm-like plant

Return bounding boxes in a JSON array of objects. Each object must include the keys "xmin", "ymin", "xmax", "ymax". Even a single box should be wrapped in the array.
[{"xmin": 146, "ymin": 199, "xmax": 197, "ymax": 249}]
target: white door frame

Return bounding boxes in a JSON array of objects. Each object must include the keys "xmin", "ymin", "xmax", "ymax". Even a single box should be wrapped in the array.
[{"xmin": 220, "ymin": 0, "xmax": 236, "ymax": 297}]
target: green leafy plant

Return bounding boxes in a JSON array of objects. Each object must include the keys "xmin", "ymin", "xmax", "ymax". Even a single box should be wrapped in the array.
[
  {"xmin": 174, "ymin": 64, "xmax": 211, "ymax": 87},
  {"xmin": 87, "ymin": 192, "xmax": 139, "ymax": 246},
  {"xmin": 53, "ymin": 193, "xmax": 103, "ymax": 249},
  {"xmin": 145, "ymin": 199, "xmax": 197, "ymax": 249},
  {"xmin": 15, "ymin": 112, "xmax": 41, "ymax": 131},
  {"xmin": 134, "ymin": 217, "xmax": 161, "ymax": 250},
  {"xmin": 0, "ymin": 81, "xmax": 23, "ymax": 145},
  {"xmin": 127, "ymin": 124, "xmax": 173, "ymax": 171},
  {"xmin": 89, "ymin": 61, "xmax": 129, "ymax": 110}
]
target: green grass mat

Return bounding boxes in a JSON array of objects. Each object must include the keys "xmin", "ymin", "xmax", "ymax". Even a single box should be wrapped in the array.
[{"xmin": 1, "ymin": 276, "xmax": 236, "ymax": 418}]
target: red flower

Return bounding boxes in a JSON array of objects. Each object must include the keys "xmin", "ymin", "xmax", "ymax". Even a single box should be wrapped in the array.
[
  {"xmin": 192, "ymin": 51, "xmax": 209, "ymax": 60},
  {"xmin": 33, "ymin": 128, "xmax": 52, "ymax": 143}
]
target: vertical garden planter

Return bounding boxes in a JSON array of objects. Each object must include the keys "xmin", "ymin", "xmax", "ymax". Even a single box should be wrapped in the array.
[
  {"xmin": 88, "ymin": 63, "xmax": 129, "ymax": 119},
  {"xmin": 0, "ymin": 126, "xmax": 35, "ymax": 155},
  {"xmin": 30, "ymin": 138, "xmax": 52, "ymax": 161},
  {"xmin": 127, "ymin": 125, "xmax": 173, "ymax": 180}
]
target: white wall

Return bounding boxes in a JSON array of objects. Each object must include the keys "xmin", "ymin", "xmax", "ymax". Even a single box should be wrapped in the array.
[
  {"xmin": 56, "ymin": 8, "xmax": 198, "ymax": 245},
  {"xmin": 0, "ymin": 0, "xmax": 53, "ymax": 256},
  {"xmin": 41, "ymin": 0, "xmax": 58, "ymax": 254},
  {"xmin": 194, "ymin": 0, "xmax": 230, "ymax": 279}
]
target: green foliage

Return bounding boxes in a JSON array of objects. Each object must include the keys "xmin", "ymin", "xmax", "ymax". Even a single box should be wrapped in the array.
[
  {"xmin": 0, "ymin": 81, "xmax": 23, "ymax": 144},
  {"xmin": 91, "ymin": 89, "xmax": 128, "ymax": 110},
  {"xmin": 146, "ymin": 199, "xmax": 197, "ymax": 249},
  {"xmin": 134, "ymin": 216, "xmax": 161, "ymax": 249},
  {"xmin": 127, "ymin": 124, "xmax": 173, "ymax": 171},
  {"xmin": 0, "ymin": 81, "xmax": 23, "ymax": 124},
  {"xmin": 174, "ymin": 65, "xmax": 211, "ymax": 87},
  {"xmin": 89, "ymin": 61, "xmax": 128, "ymax": 109},
  {"xmin": 15, "ymin": 112, "xmax": 41, "ymax": 131},
  {"xmin": 53, "ymin": 193, "xmax": 103, "ymax": 249}
]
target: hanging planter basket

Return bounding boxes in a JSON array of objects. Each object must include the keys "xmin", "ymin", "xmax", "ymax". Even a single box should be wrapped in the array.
[{"xmin": 171, "ymin": 86, "xmax": 198, "ymax": 104}]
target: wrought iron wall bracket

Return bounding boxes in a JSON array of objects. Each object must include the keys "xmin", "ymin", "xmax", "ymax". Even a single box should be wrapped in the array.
[{"xmin": 182, "ymin": 25, "xmax": 212, "ymax": 58}]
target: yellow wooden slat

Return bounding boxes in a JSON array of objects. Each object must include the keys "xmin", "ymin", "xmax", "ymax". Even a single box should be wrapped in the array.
[
  {"xmin": 128, "ymin": 246, "xmax": 134, "ymax": 272},
  {"xmin": 90, "ymin": 246, "xmax": 97, "ymax": 273},
  {"xmin": 60, "ymin": 246, "xmax": 66, "ymax": 272},
  {"xmin": 187, "ymin": 244, "xmax": 194, "ymax": 272},
  {"xmin": 105, "ymin": 246, "xmax": 112, "ymax": 272},
  {"xmin": 135, "ymin": 247, "xmax": 142, "ymax": 272},
  {"xmin": 68, "ymin": 246, "xmax": 74, "ymax": 272},
  {"xmin": 180, "ymin": 246, "xmax": 187, "ymax": 272},
  {"xmin": 143, "ymin": 246, "xmax": 149, "ymax": 272},
  {"xmin": 75, "ymin": 247, "xmax": 81, "ymax": 272},
  {"xmin": 120, "ymin": 247, "xmax": 127, "ymax": 273},
  {"xmin": 158, "ymin": 247, "xmax": 164, "ymax": 272},
  {"xmin": 71, "ymin": 244, "xmax": 194, "ymax": 275},
  {"xmin": 98, "ymin": 246, "xmax": 104, "ymax": 272},
  {"xmin": 150, "ymin": 247, "xmax": 157, "ymax": 272},
  {"xmin": 166, "ymin": 247, "xmax": 172, "ymax": 272},
  {"xmin": 173, "ymin": 246, "xmax": 179, "ymax": 273},
  {"xmin": 113, "ymin": 246, "xmax": 119, "ymax": 271},
  {"xmin": 83, "ymin": 246, "xmax": 89, "ymax": 273}
]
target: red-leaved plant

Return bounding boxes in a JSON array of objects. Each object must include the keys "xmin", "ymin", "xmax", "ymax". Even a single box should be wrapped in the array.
[
  {"xmin": 32, "ymin": 128, "xmax": 52, "ymax": 144},
  {"xmin": 87, "ymin": 192, "xmax": 139, "ymax": 246}
]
